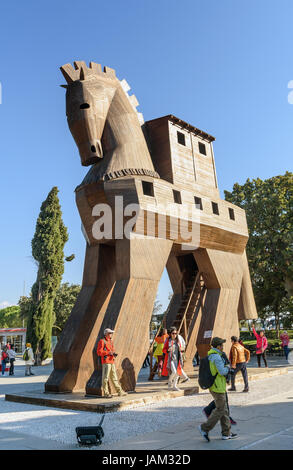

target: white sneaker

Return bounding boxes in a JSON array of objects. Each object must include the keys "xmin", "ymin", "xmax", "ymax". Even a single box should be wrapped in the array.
[
  {"xmin": 222, "ymin": 433, "xmax": 238, "ymax": 440},
  {"xmin": 198, "ymin": 425, "xmax": 210, "ymax": 442},
  {"xmin": 172, "ymin": 385, "xmax": 180, "ymax": 391}
]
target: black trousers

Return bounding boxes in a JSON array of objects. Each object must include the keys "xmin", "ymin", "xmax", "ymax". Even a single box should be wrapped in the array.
[
  {"xmin": 257, "ymin": 352, "xmax": 267, "ymax": 367},
  {"xmin": 231, "ymin": 362, "xmax": 248, "ymax": 389},
  {"xmin": 9, "ymin": 358, "xmax": 15, "ymax": 375}
]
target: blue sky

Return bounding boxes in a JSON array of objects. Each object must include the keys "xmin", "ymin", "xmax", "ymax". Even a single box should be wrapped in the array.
[{"xmin": 0, "ymin": 0, "xmax": 292, "ymax": 311}]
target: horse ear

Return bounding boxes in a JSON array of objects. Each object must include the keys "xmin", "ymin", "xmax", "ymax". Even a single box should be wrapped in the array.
[
  {"xmin": 60, "ymin": 63, "xmax": 79, "ymax": 83},
  {"xmin": 80, "ymin": 67, "xmax": 86, "ymax": 81}
]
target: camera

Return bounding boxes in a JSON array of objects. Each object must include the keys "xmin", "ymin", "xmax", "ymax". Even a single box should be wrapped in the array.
[{"xmin": 226, "ymin": 368, "xmax": 233, "ymax": 385}]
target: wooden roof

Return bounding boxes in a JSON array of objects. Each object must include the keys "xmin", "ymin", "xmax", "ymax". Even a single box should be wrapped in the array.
[{"xmin": 145, "ymin": 114, "xmax": 216, "ymax": 142}]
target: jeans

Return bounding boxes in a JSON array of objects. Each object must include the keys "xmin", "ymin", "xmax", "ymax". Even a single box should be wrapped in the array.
[
  {"xmin": 231, "ymin": 362, "xmax": 249, "ymax": 389},
  {"xmin": 283, "ymin": 345, "xmax": 289, "ymax": 360},
  {"xmin": 25, "ymin": 365, "xmax": 32, "ymax": 375},
  {"xmin": 1, "ymin": 361, "xmax": 6, "ymax": 375},
  {"xmin": 257, "ymin": 352, "xmax": 267, "ymax": 367}
]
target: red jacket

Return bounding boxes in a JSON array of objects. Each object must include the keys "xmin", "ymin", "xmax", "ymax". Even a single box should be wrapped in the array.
[
  {"xmin": 280, "ymin": 333, "xmax": 289, "ymax": 347},
  {"xmin": 1, "ymin": 351, "xmax": 8, "ymax": 361},
  {"xmin": 97, "ymin": 337, "xmax": 116, "ymax": 364},
  {"xmin": 252, "ymin": 328, "xmax": 268, "ymax": 354},
  {"xmin": 161, "ymin": 338, "xmax": 183, "ymax": 377}
]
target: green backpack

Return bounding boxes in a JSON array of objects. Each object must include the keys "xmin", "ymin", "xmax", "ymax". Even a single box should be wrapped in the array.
[{"xmin": 23, "ymin": 349, "xmax": 29, "ymax": 361}]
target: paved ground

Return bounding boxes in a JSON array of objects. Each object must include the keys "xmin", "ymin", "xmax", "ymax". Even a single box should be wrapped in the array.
[{"xmin": 0, "ymin": 356, "xmax": 292, "ymax": 450}]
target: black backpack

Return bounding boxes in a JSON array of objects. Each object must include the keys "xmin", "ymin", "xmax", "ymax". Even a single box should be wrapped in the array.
[{"xmin": 198, "ymin": 354, "xmax": 218, "ymax": 389}]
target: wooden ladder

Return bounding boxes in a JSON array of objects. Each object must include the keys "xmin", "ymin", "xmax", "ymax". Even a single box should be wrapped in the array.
[{"xmin": 173, "ymin": 271, "xmax": 205, "ymax": 342}]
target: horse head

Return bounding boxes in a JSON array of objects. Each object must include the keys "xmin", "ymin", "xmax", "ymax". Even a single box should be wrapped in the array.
[
  {"xmin": 60, "ymin": 61, "xmax": 120, "ymax": 166},
  {"xmin": 60, "ymin": 61, "xmax": 158, "ymax": 183}
]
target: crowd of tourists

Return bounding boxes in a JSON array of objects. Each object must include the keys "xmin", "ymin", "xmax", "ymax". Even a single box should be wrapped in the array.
[
  {"xmin": 0, "ymin": 342, "xmax": 35, "ymax": 377},
  {"xmin": 96, "ymin": 323, "xmax": 290, "ymax": 443},
  {"xmin": 0, "ymin": 322, "xmax": 291, "ymax": 443}
]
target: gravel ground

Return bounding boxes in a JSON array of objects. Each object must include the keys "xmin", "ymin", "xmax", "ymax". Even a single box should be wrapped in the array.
[{"xmin": 0, "ymin": 360, "xmax": 292, "ymax": 448}]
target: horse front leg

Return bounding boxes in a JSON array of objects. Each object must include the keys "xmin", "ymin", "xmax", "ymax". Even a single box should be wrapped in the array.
[
  {"xmin": 85, "ymin": 236, "xmax": 173, "ymax": 395},
  {"xmin": 45, "ymin": 243, "xmax": 116, "ymax": 393}
]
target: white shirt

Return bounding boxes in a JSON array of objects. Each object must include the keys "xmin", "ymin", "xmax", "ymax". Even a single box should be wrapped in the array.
[{"xmin": 7, "ymin": 349, "xmax": 16, "ymax": 359}]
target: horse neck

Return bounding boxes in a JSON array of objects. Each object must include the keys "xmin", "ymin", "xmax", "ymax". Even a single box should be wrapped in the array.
[
  {"xmin": 103, "ymin": 87, "xmax": 155, "ymax": 170},
  {"xmin": 80, "ymin": 85, "xmax": 159, "ymax": 186}
]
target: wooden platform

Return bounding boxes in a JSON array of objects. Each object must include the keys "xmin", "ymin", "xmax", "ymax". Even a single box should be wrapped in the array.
[
  {"xmin": 5, "ymin": 376, "xmax": 198, "ymax": 413},
  {"xmin": 5, "ymin": 367, "xmax": 288, "ymax": 413}
]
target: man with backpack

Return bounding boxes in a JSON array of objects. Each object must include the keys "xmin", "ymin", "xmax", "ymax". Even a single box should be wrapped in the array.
[
  {"xmin": 23, "ymin": 343, "xmax": 35, "ymax": 376},
  {"xmin": 198, "ymin": 337, "xmax": 238, "ymax": 442}
]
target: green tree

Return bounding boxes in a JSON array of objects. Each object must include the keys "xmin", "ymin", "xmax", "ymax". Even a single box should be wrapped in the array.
[
  {"xmin": 18, "ymin": 296, "xmax": 32, "ymax": 326},
  {"xmin": 26, "ymin": 187, "xmax": 70, "ymax": 363},
  {"xmin": 0, "ymin": 306, "xmax": 22, "ymax": 328},
  {"xmin": 225, "ymin": 172, "xmax": 293, "ymax": 336},
  {"xmin": 52, "ymin": 283, "xmax": 81, "ymax": 336}
]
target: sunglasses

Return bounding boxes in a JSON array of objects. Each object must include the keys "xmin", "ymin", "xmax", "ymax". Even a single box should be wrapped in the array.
[{"xmin": 171, "ymin": 332, "xmax": 177, "ymax": 335}]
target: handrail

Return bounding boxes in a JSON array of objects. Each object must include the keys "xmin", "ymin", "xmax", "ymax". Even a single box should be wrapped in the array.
[{"xmin": 177, "ymin": 271, "xmax": 202, "ymax": 339}]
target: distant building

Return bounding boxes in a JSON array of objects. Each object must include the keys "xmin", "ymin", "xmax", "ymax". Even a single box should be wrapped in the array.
[{"xmin": 0, "ymin": 328, "xmax": 26, "ymax": 353}]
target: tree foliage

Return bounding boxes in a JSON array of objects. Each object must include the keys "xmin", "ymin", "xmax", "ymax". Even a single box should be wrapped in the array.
[
  {"xmin": 0, "ymin": 306, "xmax": 22, "ymax": 328},
  {"xmin": 26, "ymin": 187, "xmax": 69, "ymax": 362},
  {"xmin": 225, "ymin": 172, "xmax": 293, "ymax": 333},
  {"xmin": 52, "ymin": 282, "xmax": 81, "ymax": 336}
]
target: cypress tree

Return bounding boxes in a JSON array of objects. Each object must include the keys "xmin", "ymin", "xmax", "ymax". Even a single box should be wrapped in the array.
[{"xmin": 26, "ymin": 187, "xmax": 69, "ymax": 363}]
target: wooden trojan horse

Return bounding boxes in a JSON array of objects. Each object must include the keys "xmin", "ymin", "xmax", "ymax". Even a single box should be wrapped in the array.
[{"xmin": 45, "ymin": 60, "xmax": 257, "ymax": 395}]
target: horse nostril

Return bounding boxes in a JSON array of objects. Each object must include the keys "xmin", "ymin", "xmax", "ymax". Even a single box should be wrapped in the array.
[{"xmin": 91, "ymin": 145, "xmax": 96, "ymax": 153}]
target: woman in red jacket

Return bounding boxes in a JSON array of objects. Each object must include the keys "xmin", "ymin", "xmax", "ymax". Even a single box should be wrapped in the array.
[
  {"xmin": 162, "ymin": 327, "xmax": 189, "ymax": 390},
  {"xmin": 1, "ymin": 347, "xmax": 9, "ymax": 376},
  {"xmin": 252, "ymin": 324, "xmax": 268, "ymax": 367}
]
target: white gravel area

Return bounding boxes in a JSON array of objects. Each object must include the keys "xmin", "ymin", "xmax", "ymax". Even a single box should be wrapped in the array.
[{"xmin": 0, "ymin": 393, "xmax": 208, "ymax": 446}]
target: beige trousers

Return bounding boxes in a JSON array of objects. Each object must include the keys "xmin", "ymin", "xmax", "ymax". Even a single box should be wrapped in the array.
[
  {"xmin": 201, "ymin": 390, "xmax": 231, "ymax": 437},
  {"xmin": 102, "ymin": 363, "xmax": 122, "ymax": 395}
]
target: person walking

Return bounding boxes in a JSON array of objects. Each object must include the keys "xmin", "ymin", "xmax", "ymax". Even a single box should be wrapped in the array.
[
  {"xmin": 97, "ymin": 328, "xmax": 127, "ymax": 398},
  {"xmin": 252, "ymin": 324, "xmax": 268, "ymax": 367},
  {"xmin": 162, "ymin": 327, "xmax": 190, "ymax": 390},
  {"xmin": 280, "ymin": 331, "xmax": 290, "ymax": 361},
  {"xmin": 198, "ymin": 337, "xmax": 237, "ymax": 442},
  {"xmin": 153, "ymin": 329, "xmax": 168, "ymax": 377},
  {"xmin": 202, "ymin": 350, "xmax": 237, "ymax": 425},
  {"xmin": 1, "ymin": 347, "xmax": 9, "ymax": 376},
  {"xmin": 228, "ymin": 336, "xmax": 250, "ymax": 392},
  {"xmin": 23, "ymin": 343, "xmax": 35, "ymax": 376},
  {"xmin": 7, "ymin": 344, "xmax": 16, "ymax": 376}
]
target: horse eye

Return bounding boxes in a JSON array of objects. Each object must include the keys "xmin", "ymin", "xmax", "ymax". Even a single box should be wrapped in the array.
[{"xmin": 80, "ymin": 103, "xmax": 90, "ymax": 109}]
